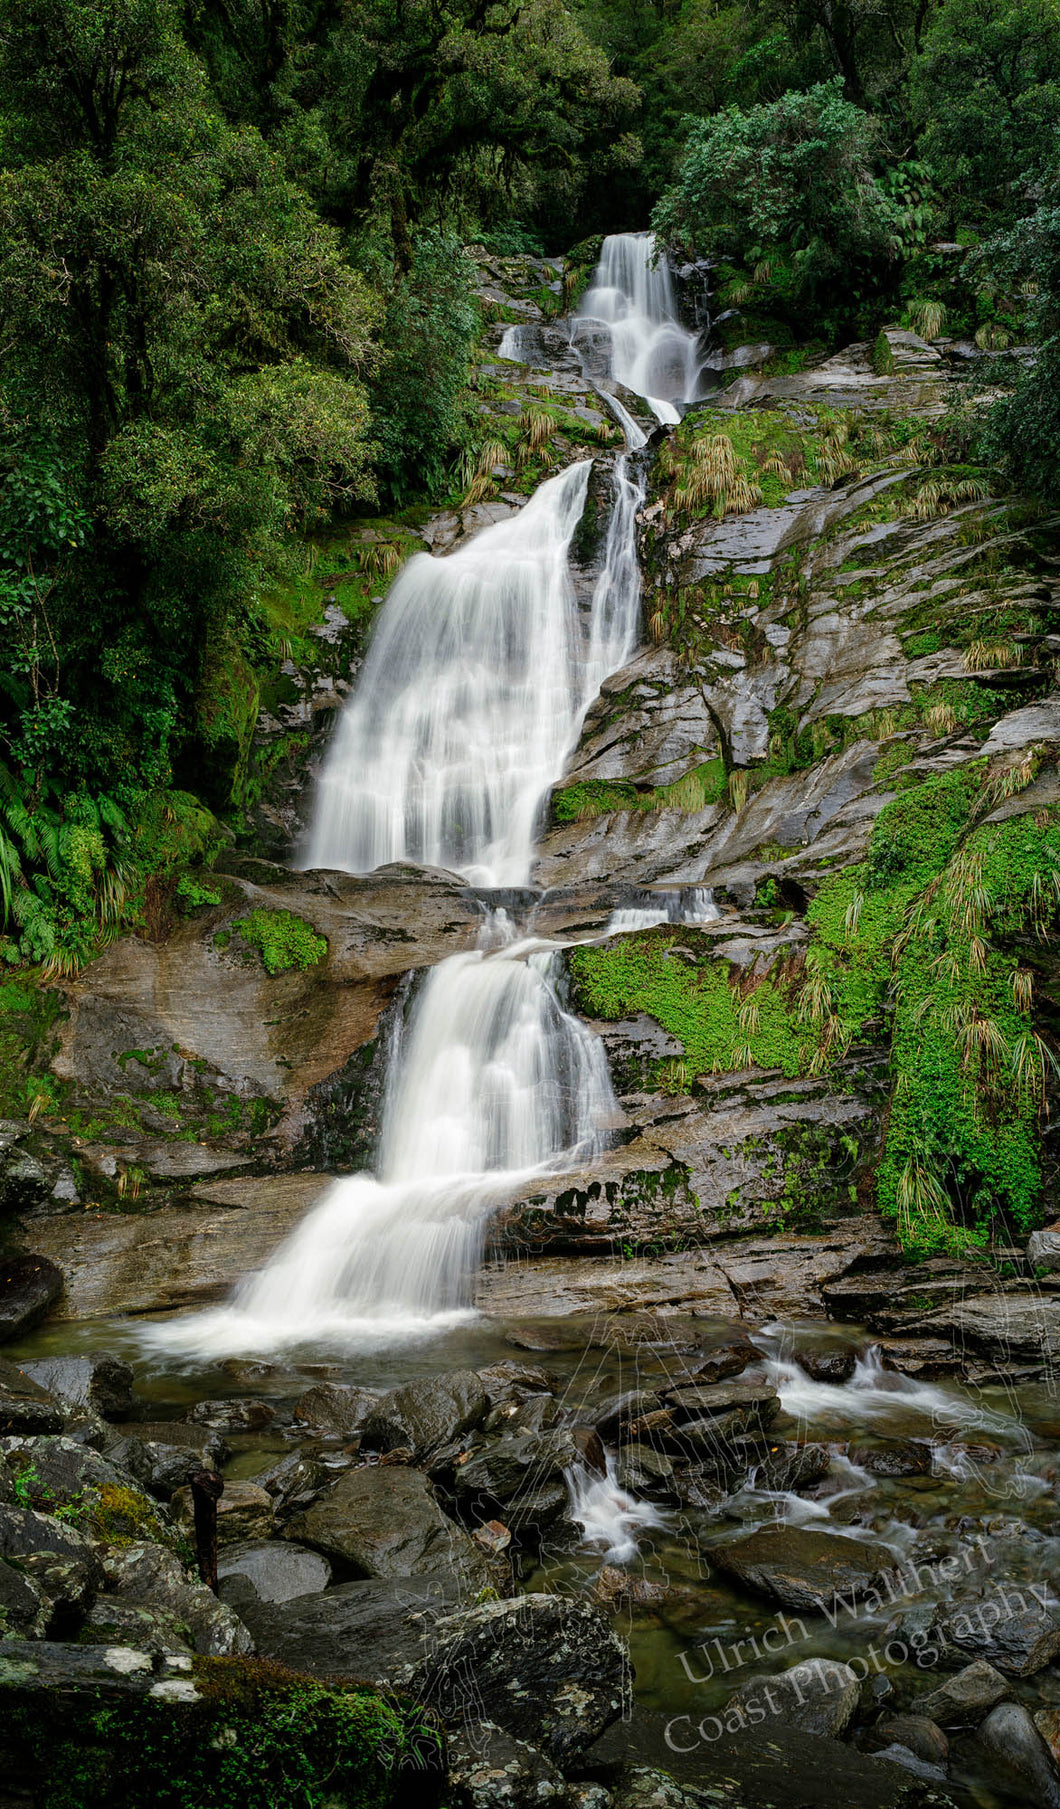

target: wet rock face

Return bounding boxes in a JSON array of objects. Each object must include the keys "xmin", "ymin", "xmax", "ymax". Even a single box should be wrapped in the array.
[
  {"xmin": 393, "ymin": 1593, "xmax": 631, "ymax": 1766},
  {"xmin": 710, "ymin": 1526, "xmax": 901, "ymax": 1614},
  {"xmin": 284, "ymin": 1462, "xmax": 494, "ymax": 1590},
  {"xmin": 933, "ymin": 1588, "xmax": 1060, "ymax": 1676},
  {"xmin": 0, "ymin": 1255, "xmax": 63, "ymax": 1342},
  {"xmin": 21, "ymin": 1354, "xmax": 133, "ymax": 1421},
  {"xmin": 362, "ymin": 1371, "xmax": 489, "ymax": 1460},
  {"xmin": 726, "ymin": 1657, "xmax": 860, "ymax": 1740}
]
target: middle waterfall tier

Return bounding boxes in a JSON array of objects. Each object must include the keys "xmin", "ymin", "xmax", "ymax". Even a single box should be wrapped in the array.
[
  {"xmin": 304, "ymin": 455, "xmax": 641, "ymax": 888},
  {"xmin": 146, "ymin": 918, "xmax": 620, "ymax": 1353}
]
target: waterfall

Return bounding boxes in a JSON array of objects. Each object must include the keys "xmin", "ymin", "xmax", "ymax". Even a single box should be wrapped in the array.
[
  {"xmin": 573, "ymin": 231, "xmax": 705, "ymax": 425},
  {"xmin": 146, "ymin": 237, "xmax": 686, "ymax": 1360},
  {"xmin": 305, "ymin": 460, "xmax": 595, "ymax": 887}
]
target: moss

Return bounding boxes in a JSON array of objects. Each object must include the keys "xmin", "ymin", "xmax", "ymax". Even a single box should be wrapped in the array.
[
  {"xmin": 7, "ymin": 1655, "xmax": 444, "ymax": 1809},
  {"xmin": 232, "ymin": 908, "xmax": 327, "ymax": 976},
  {"xmin": 0, "ymin": 969, "xmax": 65, "ymax": 1120},
  {"xmin": 193, "ymin": 630, "xmax": 260, "ymax": 811},
  {"xmin": 872, "ymin": 329, "xmax": 896, "ymax": 375}
]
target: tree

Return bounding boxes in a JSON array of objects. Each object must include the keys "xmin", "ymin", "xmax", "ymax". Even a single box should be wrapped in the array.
[
  {"xmin": 652, "ymin": 80, "xmax": 902, "ymax": 325},
  {"xmin": 978, "ymin": 174, "xmax": 1060, "ymax": 503}
]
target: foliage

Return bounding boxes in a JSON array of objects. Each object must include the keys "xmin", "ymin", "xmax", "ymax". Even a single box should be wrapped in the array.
[
  {"xmin": 10, "ymin": 1656, "xmax": 443, "ymax": 1809},
  {"xmin": 233, "ymin": 907, "xmax": 327, "ymax": 975},
  {"xmin": 652, "ymin": 80, "xmax": 902, "ymax": 329},
  {"xmin": 977, "ymin": 171, "xmax": 1060, "ymax": 504}
]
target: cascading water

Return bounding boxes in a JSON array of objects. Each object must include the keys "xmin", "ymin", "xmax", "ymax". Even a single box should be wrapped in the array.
[
  {"xmin": 149, "ymin": 236, "xmax": 690, "ymax": 1364},
  {"xmin": 573, "ymin": 232, "xmax": 706, "ymax": 425}
]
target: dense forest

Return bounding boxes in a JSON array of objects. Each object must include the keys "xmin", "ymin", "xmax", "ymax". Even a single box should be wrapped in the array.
[{"xmin": 0, "ymin": 0, "xmax": 1056, "ymax": 973}]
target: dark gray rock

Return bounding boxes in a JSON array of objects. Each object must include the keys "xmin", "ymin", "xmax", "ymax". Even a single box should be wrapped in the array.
[
  {"xmin": 105, "ymin": 1421, "xmax": 230, "ymax": 1498},
  {"xmin": 752, "ymin": 1442, "xmax": 831, "ymax": 1492},
  {"xmin": 362, "ymin": 1371, "xmax": 488, "ymax": 1459},
  {"xmin": 447, "ymin": 1719, "xmax": 567, "ymax": 1807},
  {"xmin": 591, "ymin": 1391, "xmax": 663, "ymax": 1441},
  {"xmin": 711, "ymin": 1526, "xmax": 900, "ymax": 1614},
  {"xmin": 867, "ymin": 1717, "xmax": 948, "ymax": 1767},
  {"xmin": 285, "ymin": 1463, "xmax": 494, "ymax": 1588},
  {"xmin": 934, "ymin": 1587, "xmax": 1060, "ymax": 1676},
  {"xmin": 0, "ymin": 1359, "xmax": 64, "ymax": 1436},
  {"xmin": 915, "ymin": 1660, "xmax": 1008, "ymax": 1725},
  {"xmin": 186, "ymin": 1397, "xmax": 275, "ymax": 1434},
  {"xmin": 250, "ymin": 1450, "xmax": 330, "ymax": 1516},
  {"xmin": 795, "ymin": 1346, "xmax": 859, "ymax": 1384},
  {"xmin": 614, "ymin": 1443, "xmax": 676, "ymax": 1500},
  {"xmin": 171, "ymin": 1480, "xmax": 274, "ymax": 1547},
  {"xmin": 394, "ymin": 1593, "xmax": 630, "ymax": 1765},
  {"xmin": 0, "ymin": 1254, "xmax": 62, "ymax": 1341},
  {"xmin": 726, "ymin": 1657, "xmax": 859, "ymax": 1738},
  {"xmin": 452, "ymin": 1428, "xmax": 581, "ymax": 1530},
  {"xmin": 19, "ymin": 1549, "xmax": 103, "ymax": 1634},
  {"xmin": 975, "ymin": 1703, "xmax": 1060, "ymax": 1808},
  {"xmin": 292, "ymin": 1383, "xmax": 378, "ymax": 1437},
  {"xmin": 0, "ymin": 1555, "xmax": 47, "ymax": 1637},
  {"xmin": 101, "ymin": 1540, "xmax": 252, "ymax": 1655},
  {"xmin": 217, "ymin": 1539, "xmax": 331, "ymax": 1604},
  {"xmin": 848, "ymin": 1439, "xmax": 932, "ymax": 1478},
  {"xmin": 21, "ymin": 1353, "xmax": 133, "ymax": 1420},
  {"xmin": 2, "ymin": 1434, "xmax": 138, "ymax": 1512},
  {"xmin": 0, "ymin": 1504, "xmax": 103, "ymax": 1578},
  {"xmin": 83, "ymin": 1596, "xmax": 194, "ymax": 1654},
  {"xmin": 483, "ymin": 1392, "xmax": 560, "ymax": 1436},
  {"xmin": 0, "ymin": 1151, "xmax": 51, "ymax": 1216},
  {"xmin": 232, "ymin": 1573, "xmax": 462, "ymax": 1680},
  {"xmin": 476, "ymin": 1362, "xmax": 557, "ymax": 1407}
]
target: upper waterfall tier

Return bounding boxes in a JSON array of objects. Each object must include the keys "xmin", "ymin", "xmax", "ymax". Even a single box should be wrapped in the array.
[
  {"xmin": 574, "ymin": 231, "xmax": 705, "ymax": 424},
  {"xmin": 305, "ymin": 450, "xmax": 642, "ymax": 888}
]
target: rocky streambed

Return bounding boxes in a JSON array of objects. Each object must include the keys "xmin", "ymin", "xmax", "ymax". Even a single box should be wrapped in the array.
[{"xmin": 1, "ymin": 246, "xmax": 1060, "ymax": 1808}]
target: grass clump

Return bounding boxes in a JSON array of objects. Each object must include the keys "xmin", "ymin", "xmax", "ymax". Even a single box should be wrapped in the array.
[{"xmin": 232, "ymin": 908, "xmax": 327, "ymax": 976}]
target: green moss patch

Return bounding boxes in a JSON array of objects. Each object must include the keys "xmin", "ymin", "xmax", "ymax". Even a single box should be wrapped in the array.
[{"xmin": 233, "ymin": 908, "xmax": 327, "ymax": 976}]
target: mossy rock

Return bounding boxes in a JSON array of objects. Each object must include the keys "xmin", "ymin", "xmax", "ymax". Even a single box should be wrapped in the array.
[
  {"xmin": 191, "ymin": 630, "xmax": 261, "ymax": 810},
  {"xmin": 231, "ymin": 908, "xmax": 327, "ymax": 976}
]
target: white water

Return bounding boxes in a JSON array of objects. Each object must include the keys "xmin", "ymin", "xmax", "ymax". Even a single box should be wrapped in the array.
[
  {"xmin": 606, "ymin": 886, "xmax": 719, "ymax": 935},
  {"xmin": 148, "ymin": 242, "xmax": 671, "ymax": 1368},
  {"xmin": 567, "ymin": 1457, "xmax": 668, "ymax": 1565},
  {"xmin": 573, "ymin": 232, "xmax": 706, "ymax": 425}
]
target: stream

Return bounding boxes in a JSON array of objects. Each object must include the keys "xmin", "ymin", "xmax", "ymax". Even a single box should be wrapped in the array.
[{"xmin": 9, "ymin": 232, "xmax": 1060, "ymax": 1808}]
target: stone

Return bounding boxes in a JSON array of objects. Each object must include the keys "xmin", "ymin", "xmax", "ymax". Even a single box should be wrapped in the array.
[
  {"xmin": 915, "ymin": 1660, "xmax": 1009, "ymax": 1725},
  {"xmin": 451, "ymin": 1428, "xmax": 581, "ymax": 1524},
  {"xmin": 101, "ymin": 1539, "xmax": 252, "ymax": 1655},
  {"xmin": 976, "ymin": 1703, "xmax": 1060, "ymax": 1808},
  {"xmin": 614, "ymin": 1444, "xmax": 676, "ymax": 1499},
  {"xmin": 1027, "ymin": 1229, "xmax": 1060, "ymax": 1273},
  {"xmin": 0, "ymin": 1358, "xmax": 64, "ymax": 1436},
  {"xmin": 446, "ymin": 1720, "xmax": 567, "ymax": 1808},
  {"xmin": 607, "ymin": 1771, "xmax": 704, "ymax": 1809},
  {"xmin": 692, "ymin": 1337, "xmax": 755, "ymax": 1384},
  {"xmin": 83, "ymin": 1597, "xmax": 194, "ymax": 1654},
  {"xmin": 292, "ymin": 1383, "xmax": 378, "ymax": 1436},
  {"xmin": 362, "ymin": 1371, "xmax": 488, "ymax": 1458},
  {"xmin": 795, "ymin": 1346, "xmax": 858, "ymax": 1384},
  {"xmin": 186, "ymin": 1397, "xmax": 275, "ymax": 1433},
  {"xmin": 1037, "ymin": 1711, "xmax": 1060, "ymax": 1768},
  {"xmin": 18, "ymin": 1548, "xmax": 101, "ymax": 1633},
  {"xmin": 0, "ymin": 1255, "xmax": 63, "ymax": 1341},
  {"xmin": 867, "ymin": 1717, "xmax": 948, "ymax": 1766},
  {"xmin": 654, "ymin": 1379, "xmax": 780, "ymax": 1447},
  {"xmin": 21, "ymin": 1353, "xmax": 134, "ymax": 1421},
  {"xmin": 711, "ymin": 1526, "xmax": 900, "ymax": 1615},
  {"xmin": 2, "ymin": 1433, "xmax": 137, "ymax": 1512},
  {"xmin": 394, "ymin": 1593, "xmax": 630, "ymax": 1765},
  {"xmin": 934, "ymin": 1587, "xmax": 1060, "ymax": 1676},
  {"xmin": 752, "ymin": 1441, "xmax": 831, "ymax": 1492},
  {"xmin": 216, "ymin": 1539, "xmax": 331, "ymax": 1604},
  {"xmin": 0, "ymin": 1555, "xmax": 48, "ymax": 1637},
  {"xmin": 0, "ymin": 1504, "xmax": 103, "ymax": 1580},
  {"xmin": 472, "ymin": 1520, "xmax": 511, "ymax": 1557},
  {"xmin": 476, "ymin": 1362, "xmax": 557, "ymax": 1406},
  {"xmin": 233, "ymin": 1574, "xmax": 462, "ymax": 1680},
  {"xmin": 726, "ymin": 1657, "xmax": 860, "ymax": 1739},
  {"xmin": 484, "ymin": 1391, "xmax": 560, "ymax": 1436},
  {"xmin": 848, "ymin": 1439, "xmax": 933, "ymax": 1477},
  {"xmin": 592, "ymin": 1391, "xmax": 663, "ymax": 1440},
  {"xmin": 106, "ymin": 1421, "xmax": 230, "ymax": 1498},
  {"xmin": 981, "ymin": 701, "xmax": 1060, "ymax": 756},
  {"xmin": 172, "ymin": 1479, "xmax": 274, "ymax": 1547},
  {"xmin": 285, "ymin": 1463, "xmax": 493, "ymax": 1588},
  {"xmin": 250, "ymin": 1450, "xmax": 331, "ymax": 1516}
]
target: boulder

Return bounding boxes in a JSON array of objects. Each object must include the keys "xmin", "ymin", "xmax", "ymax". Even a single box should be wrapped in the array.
[
  {"xmin": 483, "ymin": 1392, "xmax": 560, "ymax": 1436},
  {"xmin": 19, "ymin": 1547, "xmax": 102, "ymax": 1633},
  {"xmin": 394, "ymin": 1593, "xmax": 630, "ymax": 1765},
  {"xmin": 867, "ymin": 1717, "xmax": 948, "ymax": 1767},
  {"xmin": 711, "ymin": 1526, "xmax": 900, "ymax": 1614},
  {"xmin": 726, "ymin": 1657, "xmax": 860, "ymax": 1738},
  {"xmin": 217, "ymin": 1539, "xmax": 331, "ymax": 1604},
  {"xmin": 934, "ymin": 1588, "xmax": 1060, "ymax": 1676},
  {"xmin": 0, "ymin": 1504, "xmax": 103, "ymax": 1577},
  {"xmin": 230, "ymin": 1574, "xmax": 463, "ymax": 1680},
  {"xmin": 848, "ymin": 1439, "xmax": 932, "ymax": 1478},
  {"xmin": 916, "ymin": 1659, "xmax": 1008, "ymax": 1725},
  {"xmin": 83, "ymin": 1597, "xmax": 195, "ymax": 1654},
  {"xmin": 591, "ymin": 1390, "xmax": 663, "ymax": 1440},
  {"xmin": 0, "ymin": 1358, "xmax": 64, "ymax": 1436},
  {"xmin": 250, "ymin": 1450, "xmax": 331, "ymax": 1517},
  {"xmin": 1027, "ymin": 1229, "xmax": 1060, "ymax": 1274},
  {"xmin": 172, "ymin": 1480, "xmax": 274, "ymax": 1547},
  {"xmin": 22, "ymin": 1352, "xmax": 134, "ymax": 1421},
  {"xmin": 0, "ymin": 1254, "xmax": 63, "ymax": 1341},
  {"xmin": 446, "ymin": 1720, "xmax": 567, "ymax": 1808},
  {"xmin": 692, "ymin": 1337, "xmax": 755, "ymax": 1385},
  {"xmin": 794, "ymin": 1347, "xmax": 858, "ymax": 1384},
  {"xmin": 1037, "ymin": 1710, "xmax": 1060, "ymax": 1768},
  {"xmin": 976, "ymin": 1703, "xmax": 1060, "ymax": 1808},
  {"xmin": 362, "ymin": 1371, "xmax": 488, "ymax": 1458},
  {"xmin": 285, "ymin": 1463, "xmax": 494, "ymax": 1589},
  {"xmin": 476, "ymin": 1362, "xmax": 557, "ymax": 1406},
  {"xmin": 752, "ymin": 1442, "xmax": 831, "ymax": 1492},
  {"xmin": 451, "ymin": 1428, "xmax": 581, "ymax": 1532},
  {"xmin": 2, "ymin": 1434, "xmax": 139, "ymax": 1513},
  {"xmin": 0, "ymin": 1554, "xmax": 48, "ymax": 1637},
  {"xmin": 614, "ymin": 1444, "xmax": 676, "ymax": 1500},
  {"xmin": 101, "ymin": 1540, "xmax": 252, "ymax": 1655},
  {"xmin": 292, "ymin": 1383, "xmax": 379, "ymax": 1437},
  {"xmin": 106, "ymin": 1421, "xmax": 230, "ymax": 1497},
  {"xmin": 659, "ymin": 1379, "xmax": 780, "ymax": 1451},
  {"xmin": 186, "ymin": 1397, "xmax": 275, "ymax": 1434}
]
